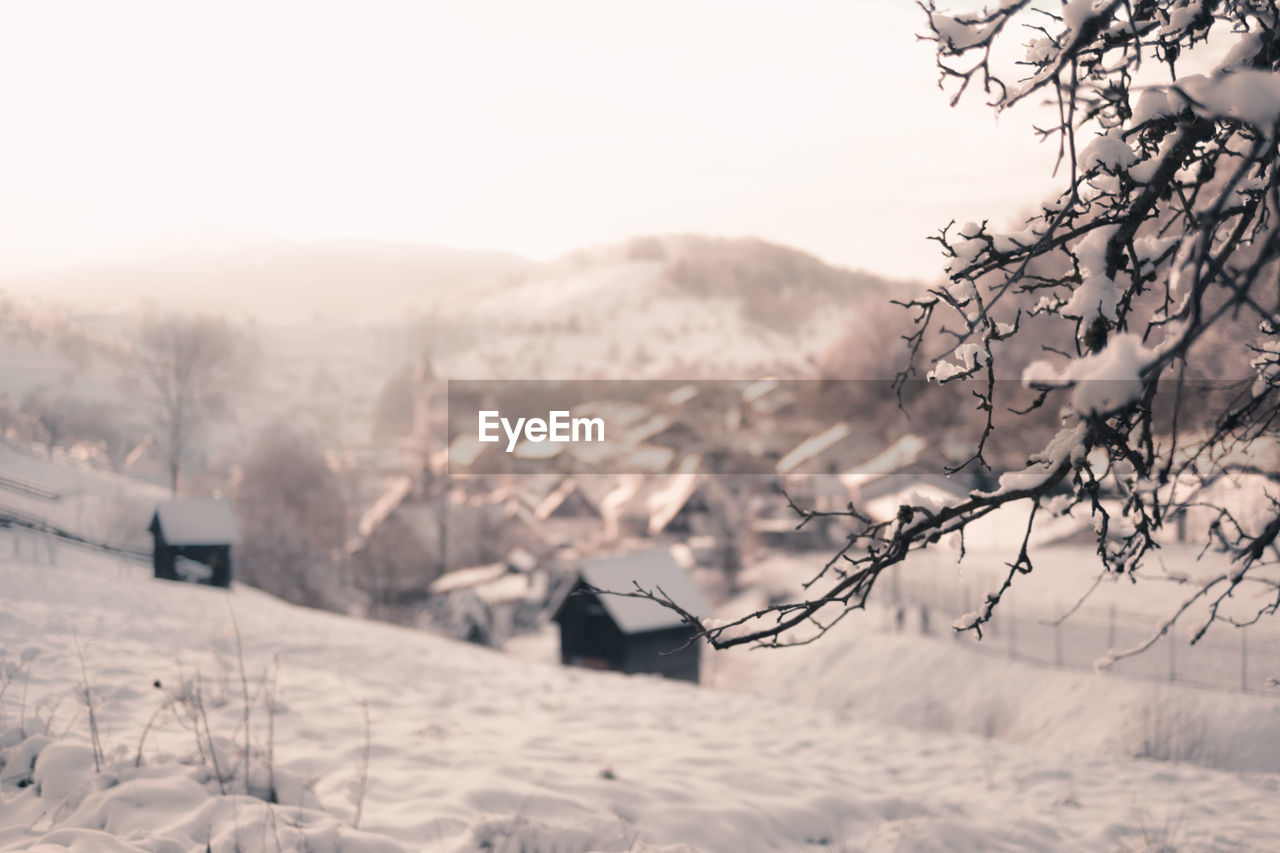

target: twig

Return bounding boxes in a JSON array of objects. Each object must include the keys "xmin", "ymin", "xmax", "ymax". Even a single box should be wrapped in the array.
[{"xmin": 72, "ymin": 633, "xmax": 103, "ymax": 772}]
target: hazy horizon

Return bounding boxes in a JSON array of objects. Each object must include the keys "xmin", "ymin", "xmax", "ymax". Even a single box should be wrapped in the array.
[{"xmin": 0, "ymin": 0, "xmax": 1060, "ymax": 286}]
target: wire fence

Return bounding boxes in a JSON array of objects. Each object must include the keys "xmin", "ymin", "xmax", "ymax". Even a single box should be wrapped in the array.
[
  {"xmin": 0, "ymin": 509, "xmax": 151, "ymax": 564},
  {"xmin": 876, "ymin": 571, "xmax": 1280, "ymax": 695}
]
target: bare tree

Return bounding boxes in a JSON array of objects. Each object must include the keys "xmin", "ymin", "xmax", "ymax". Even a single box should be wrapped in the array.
[
  {"xmin": 236, "ymin": 424, "xmax": 349, "ymax": 609},
  {"xmin": 17, "ymin": 391, "xmax": 144, "ymax": 470},
  {"xmin": 20, "ymin": 390, "xmax": 69, "ymax": 456},
  {"xmin": 371, "ymin": 365, "xmax": 416, "ymax": 441},
  {"xmin": 136, "ymin": 314, "xmax": 238, "ymax": 494},
  {"xmin": 626, "ymin": 2, "xmax": 1280, "ymax": 660},
  {"xmin": 0, "ymin": 393, "xmax": 12, "ymax": 440}
]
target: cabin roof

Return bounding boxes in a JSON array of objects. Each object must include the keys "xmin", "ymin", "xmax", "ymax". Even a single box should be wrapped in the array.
[
  {"xmin": 836, "ymin": 434, "xmax": 928, "ymax": 494},
  {"xmin": 430, "ymin": 562, "xmax": 508, "ymax": 595},
  {"xmin": 357, "ymin": 474, "xmax": 414, "ymax": 539},
  {"xmin": 776, "ymin": 423, "xmax": 853, "ymax": 474},
  {"xmin": 152, "ymin": 497, "xmax": 240, "ymax": 546},
  {"xmin": 533, "ymin": 476, "xmax": 603, "ymax": 521},
  {"xmin": 643, "ymin": 454, "xmax": 710, "ymax": 535},
  {"xmin": 431, "ymin": 562, "xmax": 546, "ymax": 604},
  {"xmin": 557, "ymin": 548, "xmax": 710, "ymax": 634},
  {"xmin": 448, "ymin": 434, "xmax": 490, "ymax": 469},
  {"xmin": 645, "ymin": 471, "xmax": 702, "ymax": 536}
]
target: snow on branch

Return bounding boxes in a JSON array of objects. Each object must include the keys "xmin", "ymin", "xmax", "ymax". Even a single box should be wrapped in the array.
[{"xmin": 629, "ymin": 1, "xmax": 1280, "ymax": 655}]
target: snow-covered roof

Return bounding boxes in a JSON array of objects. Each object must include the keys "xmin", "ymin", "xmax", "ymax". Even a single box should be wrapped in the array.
[
  {"xmin": 741, "ymin": 378, "xmax": 778, "ymax": 404},
  {"xmin": 599, "ymin": 475, "xmax": 645, "ymax": 538},
  {"xmin": 626, "ymin": 413, "xmax": 676, "ymax": 445},
  {"xmin": 431, "ymin": 555, "xmax": 547, "ymax": 603},
  {"xmin": 741, "ymin": 378, "xmax": 795, "ymax": 415},
  {"xmin": 471, "ymin": 572, "xmax": 546, "ymax": 605},
  {"xmin": 663, "ymin": 384, "xmax": 698, "ymax": 406},
  {"xmin": 843, "ymin": 434, "xmax": 926, "ymax": 478},
  {"xmin": 533, "ymin": 477, "xmax": 601, "ymax": 521},
  {"xmin": 567, "ymin": 549, "xmax": 710, "ymax": 634},
  {"xmin": 646, "ymin": 471, "xmax": 701, "ymax": 536},
  {"xmin": 862, "ymin": 479, "xmax": 972, "ymax": 524},
  {"xmin": 514, "ymin": 439, "xmax": 566, "ymax": 460},
  {"xmin": 152, "ymin": 498, "xmax": 240, "ymax": 546},
  {"xmin": 776, "ymin": 423, "xmax": 853, "ymax": 474},
  {"xmin": 624, "ymin": 444, "xmax": 677, "ymax": 473},
  {"xmin": 570, "ymin": 399, "xmax": 651, "ymax": 430},
  {"xmin": 357, "ymin": 475, "xmax": 414, "ymax": 539},
  {"xmin": 448, "ymin": 434, "xmax": 490, "ymax": 469},
  {"xmin": 430, "ymin": 562, "xmax": 508, "ymax": 595}
]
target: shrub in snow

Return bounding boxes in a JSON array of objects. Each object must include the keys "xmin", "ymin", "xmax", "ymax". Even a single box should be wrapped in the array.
[
  {"xmin": 1126, "ymin": 698, "xmax": 1219, "ymax": 766},
  {"xmin": 236, "ymin": 424, "xmax": 351, "ymax": 610},
  {"xmin": 630, "ymin": 2, "xmax": 1280, "ymax": 663},
  {"xmin": 0, "ymin": 647, "xmax": 405, "ymax": 853},
  {"xmin": 1, "ymin": 720, "xmax": 403, "ymax": 852},
  {"xmin": 135, "ymin": 312, "xmax": 241, "ymax": 494}
]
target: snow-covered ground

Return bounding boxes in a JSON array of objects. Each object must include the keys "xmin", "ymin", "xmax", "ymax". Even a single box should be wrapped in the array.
[
  {"xmin": 4, "ymin": 553, "xmax": 1280, "ymax": 851},
  {"xmin": 443, "ymin": 259, "xmax": 861, "ymax": 379},
  {"xmin": 0, "ymin": 443, "xmax": 165, "ymax": 554}
]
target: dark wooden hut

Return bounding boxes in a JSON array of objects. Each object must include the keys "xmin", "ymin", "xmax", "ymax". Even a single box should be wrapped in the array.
[
  {"xmin": 149, "ymin": 497, "xmax": 239, "ymax": 588},
  {"xmin": 551, "ymin": 549, "xmax": 709, "ymax": 683}
]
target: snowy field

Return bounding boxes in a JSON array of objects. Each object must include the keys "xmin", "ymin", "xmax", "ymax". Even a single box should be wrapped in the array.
[
  {"xmin": 0, "ymin": 443, "xmax": 165, "ymax": 555},
  {"xmin": 3, "ymin": 553, "xmax": 1280, "ymax": 852}
]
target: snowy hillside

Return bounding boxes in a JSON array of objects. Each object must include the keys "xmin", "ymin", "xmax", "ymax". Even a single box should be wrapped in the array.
[
  {"xmin": 708, "ymin": 547, "xmax": 1280, "ymax": 772},
  {"xmin": 0, "ymin": 443, "xmax": 165, "ymax": 553},
  {"xmin": 4, "ymin": 555, "xmax": 1280, "ymax": 851},
  {"xmin": 2, "ymin": 234, "xmax": 893, "ymax": 383},
  {"xmin": 441, "ymin": 236, "xmax": 890, "ymax": 379}
]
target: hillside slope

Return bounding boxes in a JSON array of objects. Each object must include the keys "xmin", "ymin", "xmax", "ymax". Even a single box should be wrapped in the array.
[
  {"xmin": 2, "ymin": 234, "xmax": 896, "ymax": 379},
  {"xmin": 443, "ymin": 235, "xmax": 894, "ymax": 378},
  {"xmin": 2, "ymin": 556, "xmax": 1278, "ymax": 851}
]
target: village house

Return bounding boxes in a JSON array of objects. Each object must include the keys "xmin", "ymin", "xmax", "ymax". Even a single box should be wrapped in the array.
[
  {"xmin": 552, "ymin": 548, "xmax": 710, "ymax": 683},
  {"xmin": 149, "ymin": 497, "xmax": 239, "ymax": 588},
  {"xmin": 426, "ymin": 548, "xmax": 547, "ymax": 645}
]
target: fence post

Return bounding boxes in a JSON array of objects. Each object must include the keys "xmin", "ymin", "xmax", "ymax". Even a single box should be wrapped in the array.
[{"xmin": 1241, "ymin": 627, "xmax": 1248, "ymax": 692}]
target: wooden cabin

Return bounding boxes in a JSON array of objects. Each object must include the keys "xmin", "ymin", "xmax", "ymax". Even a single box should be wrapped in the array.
[
  {"xmin": 149, "ymin": 497, "xmax": 239, "ymax": 588},
  {"xmin": 552, "ymin": 549, "xmax": 710, "ymax": 683}
]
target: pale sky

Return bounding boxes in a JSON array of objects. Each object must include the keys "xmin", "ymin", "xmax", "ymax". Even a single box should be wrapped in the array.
[{"xmin": 0, "ymin": 0, "xmax": 1059, "ymax": 282}]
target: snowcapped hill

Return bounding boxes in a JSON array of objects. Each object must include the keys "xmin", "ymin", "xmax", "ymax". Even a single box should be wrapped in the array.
[
  {"xmin": 4, "ymin": 554, "xmax": 1280, "ymax": 851},
  {"xmin": 442, "ymin": 235, "xmax": 892, "ymax": 378},
  {"xmin": 1, "ymin": 234, "xmax": 894, "ymax": 380}
]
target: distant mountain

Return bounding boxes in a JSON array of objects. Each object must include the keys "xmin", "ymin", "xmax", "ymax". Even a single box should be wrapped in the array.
[
  {"xmin": 0, "ymin": 237, "xmax": 531, "ymax": 322},
  {"xmin": 440, "ymin": 234, "xmax": 897, "ymax": 379},
  {"xmin": 0, "ymin": 232, "xmax": 903, "ymax": 378}
]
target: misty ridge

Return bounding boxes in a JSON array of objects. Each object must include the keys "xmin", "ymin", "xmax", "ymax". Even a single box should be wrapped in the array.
[
  {"xmin": 0, "ymin": 221, "xmax": 1266, "ymax": 501},
  {"xmin": 0, "ymin": 231, "xmax": 903, "ymax": 381}
]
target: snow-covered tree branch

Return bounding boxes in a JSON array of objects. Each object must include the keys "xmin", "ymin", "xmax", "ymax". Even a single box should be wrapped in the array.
[{"xmin": 632, "ymin": 0, "xmax": 1280, "ymax": 658}]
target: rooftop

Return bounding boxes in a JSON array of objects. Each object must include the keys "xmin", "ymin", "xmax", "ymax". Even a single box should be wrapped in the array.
[
  {"xmin": 567, "ymin": 548, "xmax": 711, "ymax": 634},
  {"xmin": 152, "ymin": 497, "xmax": 240, "ymax": 546}
]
